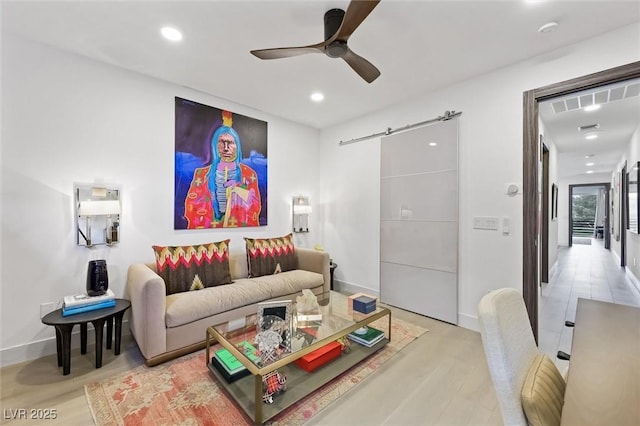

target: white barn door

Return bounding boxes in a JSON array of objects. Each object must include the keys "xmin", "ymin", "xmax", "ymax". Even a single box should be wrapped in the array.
[{"xmin": 380, "ymin": 118, "xmax": 459, "ymax": 324}]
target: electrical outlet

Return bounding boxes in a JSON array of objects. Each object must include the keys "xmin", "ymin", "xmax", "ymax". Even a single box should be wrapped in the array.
[{"xmin": 40, "ymin": 302, "xmax": 56, "ymax": 319}]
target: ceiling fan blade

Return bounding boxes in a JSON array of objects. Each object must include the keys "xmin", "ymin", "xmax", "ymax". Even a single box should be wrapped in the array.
[
  {"xmin": 251, "ymin": 41, "xmax": 326, "ymax": 60},
  {"xmin": 334, "ymin": 0, "xmax": 381, "ymax": 42},
  {"xmin": 342, "ymin": 48, "xmax": 381, "ymax": 83}
]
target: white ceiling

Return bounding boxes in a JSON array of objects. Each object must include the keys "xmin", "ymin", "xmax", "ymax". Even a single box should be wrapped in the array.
[
  {"xmin": 3, "ymin": 1, "xmax": 639, "ymax": 130},
  {"xmin": 539, "ymin": 78, "xmax": 640, "ymax": 180}
]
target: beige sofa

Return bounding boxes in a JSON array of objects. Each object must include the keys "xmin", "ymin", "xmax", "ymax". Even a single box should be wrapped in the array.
[{"xmin": 126, "ymin": 248, "xmax": 330, "ymax": 366}]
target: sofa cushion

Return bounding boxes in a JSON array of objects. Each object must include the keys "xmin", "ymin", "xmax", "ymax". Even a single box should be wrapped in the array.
[
  {"xmin": 164, "ymin": 270, "xmax": 324, "ymax": 328},
  {"xmin": 251, "ymin": 270, "xmax": 324, "ymax": 298},
  {"xmin": 165, "ymin": 278, "xmax": 272, "ymax": 328},
  {"xmin": 152, "ymin": 240, "xmax": 233, "ymax": 295},
  {"xmin": 245, "ymin": 233, "xmax": 298, "ymax": 278}
]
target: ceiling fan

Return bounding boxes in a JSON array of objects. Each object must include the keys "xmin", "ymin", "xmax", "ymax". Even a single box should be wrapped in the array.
[{"xmin": 250, "ymin": 0, "xmax": 381, "ymax": 83}]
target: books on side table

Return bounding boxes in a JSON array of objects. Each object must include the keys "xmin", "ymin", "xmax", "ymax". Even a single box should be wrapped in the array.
[
  {"xmin": 347, "ymin": 326, "xmax": 385, "ymax": 348},
  {"xmin": 62, "ymin": 289, "xmax": 116, "ymax": 317}
]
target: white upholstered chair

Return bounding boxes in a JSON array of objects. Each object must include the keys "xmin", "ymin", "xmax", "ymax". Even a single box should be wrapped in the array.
[{"xmin": 478, "ymin": 288, "xmax": 565, "ymax": 426}]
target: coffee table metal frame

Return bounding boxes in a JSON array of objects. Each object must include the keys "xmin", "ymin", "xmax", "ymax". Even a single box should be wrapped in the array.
[{"xmin": 205, "ymin": 293, "xmax": 391, "ymax": 425}]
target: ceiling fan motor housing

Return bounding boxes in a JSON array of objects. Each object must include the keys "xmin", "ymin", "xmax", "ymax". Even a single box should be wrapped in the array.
[{"xmin": 324, "ymin": 8, "xmax": 347, "ymax": 58}]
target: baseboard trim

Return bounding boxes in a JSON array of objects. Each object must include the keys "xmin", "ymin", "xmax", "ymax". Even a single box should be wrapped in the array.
[
  {"xmin": 0, "ymin": 320, "xmax": 131, "ymax": 368},
  {"xmin": 458, "ymin": 313, "xmax": 479, "ymax": 332},
  {"xmin": 333, "ymin": 280, "xmax": 379, "ymax": 298},
  {"xmin": 626, "ymin": 267, "xmax": 640, "ymax": 294}
]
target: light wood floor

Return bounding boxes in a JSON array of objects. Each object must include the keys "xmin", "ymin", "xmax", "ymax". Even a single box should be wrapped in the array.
[{"xmin": 0, "ymin": 306, "xmax": 501, "ymax": 426}]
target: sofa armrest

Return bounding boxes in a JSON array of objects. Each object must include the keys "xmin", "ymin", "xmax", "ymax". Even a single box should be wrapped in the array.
[
  {"xmin": 126, "ymin": 264, "xmax": 167, "ymax": 360},
  {"xmin": 296, "ymin": 248, "xmax": 331, "ymax": 293}
]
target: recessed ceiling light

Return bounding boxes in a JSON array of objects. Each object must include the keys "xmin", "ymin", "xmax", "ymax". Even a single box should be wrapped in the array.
[
  {"xmin": 584, "ymin": 104, "xmax": 601, "ymax": 112},
  {"xmin": 538, "ymin": 21, "xmax": 558, "ymax": 34},
  {"xmin": 161, "ymin": 26, "xmax": 183, "ymax": 42},
  {"xmin": 310, "ymin": 92, "xmax": 324, "ymax": 102},
  {"xmin": 585, "ymin": 134, "xmax": 598, "ymax": 140},
  {"xmin": 429, "ymin": 142, "xmax": 437, "ymax": 147},
  {"xmin": 586, "ymin": 170, "xmax": 595, "ymax": 174},
  {"xmin": 586, "ymin": 162, "xmax": 595, "ymax": 166},
  {"xmin": 585, "ymin": 154, "xmax": 595, "ymax": 159}
]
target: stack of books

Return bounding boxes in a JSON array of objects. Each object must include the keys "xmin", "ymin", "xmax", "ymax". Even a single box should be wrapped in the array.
[
  {"xmin": 347, "ymin": 326, "xmax": 385, "ymax": 348},
  {"xmin": 211, "ymin": 341, "xmax": 259, "ymax": 383},
  {"xmin": 62, "ymin": 289, "xmax": 116, "ymax": 317}
]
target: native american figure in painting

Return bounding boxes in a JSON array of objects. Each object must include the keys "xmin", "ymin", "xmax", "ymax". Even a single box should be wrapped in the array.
[{"xmin": 185, "ymin": 111, "xmax": 261, "ymax": 228}]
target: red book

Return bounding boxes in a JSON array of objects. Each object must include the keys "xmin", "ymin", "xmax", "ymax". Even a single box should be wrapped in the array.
[{"xmin": 295, "ymin": 341, "xmax": 342, "ymax": 372}]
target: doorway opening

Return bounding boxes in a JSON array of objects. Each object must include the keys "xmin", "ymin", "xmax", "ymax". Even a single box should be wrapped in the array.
[
  {"xmin": 569, "ymin": 184, "xmax": 611, "ymax": 248},
  {"xmin": 522, "ymin": 61, "xmax": 640, "ymax": 342}
]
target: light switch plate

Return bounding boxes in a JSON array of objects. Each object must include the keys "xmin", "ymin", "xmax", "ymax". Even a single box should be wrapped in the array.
[{"xmin": 473, "ymin": 216, "xmax": 499, "ymax": 230}]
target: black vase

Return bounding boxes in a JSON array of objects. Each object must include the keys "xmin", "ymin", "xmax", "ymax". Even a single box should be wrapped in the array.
[{"xmin": 87, "ymin": 260, "xmax": 108, "ymax": 296}]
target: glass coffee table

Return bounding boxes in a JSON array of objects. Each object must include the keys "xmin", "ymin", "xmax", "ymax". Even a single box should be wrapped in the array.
[{"xmin": 205, "ymin": 291, "xmax": 391, "ymax": 425}]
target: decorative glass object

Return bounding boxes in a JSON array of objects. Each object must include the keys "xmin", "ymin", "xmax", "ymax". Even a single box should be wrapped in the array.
[
  {"xmin": 257, "ymin": 301, "xmax": 292, "ymax": 356},
  {"xmin": 256, "ymin": 315, "xmax": 288, "ymax": 365}
]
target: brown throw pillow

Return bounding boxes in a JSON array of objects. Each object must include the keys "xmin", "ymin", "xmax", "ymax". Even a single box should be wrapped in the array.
[
  {"xmin": 245, "ymin": 233, "xmax": 297, "ymax": 278},
  {"xmin": 521, "ymin": 353, "xmax": 565, "ymax": 426},
  {"xmin": 152, "ymin": 240, "xmax": 232, "ymax": 295}
]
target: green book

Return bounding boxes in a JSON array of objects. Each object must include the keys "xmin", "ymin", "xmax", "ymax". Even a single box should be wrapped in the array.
[
  {"xmin": 349, "ymin": 326, "xmax": 384, "ymax": 342},
  {"xmin": 214, "ymin": 350, "xmax": 245, "ymax": 374},
  {"xmin": 214, "ymin": 341, "xmax": 259, "ymax": 373}
]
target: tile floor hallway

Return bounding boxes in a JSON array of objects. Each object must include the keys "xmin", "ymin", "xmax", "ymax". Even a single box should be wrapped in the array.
[{"xmin": 538, "ymin": 238, "xmax": 640, "ymax": 376}]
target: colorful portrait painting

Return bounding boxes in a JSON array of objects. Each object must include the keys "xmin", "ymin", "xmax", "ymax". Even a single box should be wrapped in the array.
[{"xmin": 174, "ymin": 97, "xmax": 268, "ymax": 229}]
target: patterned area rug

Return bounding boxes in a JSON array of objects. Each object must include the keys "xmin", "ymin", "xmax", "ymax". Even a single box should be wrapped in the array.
[{"xmin": 85, "ymin": 317, "xmax": 427, "ymax": 425}]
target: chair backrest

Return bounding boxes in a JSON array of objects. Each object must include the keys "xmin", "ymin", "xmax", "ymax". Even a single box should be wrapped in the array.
[{"xmin": 478, "ymin": 288, "xmax": 538, "ymax": 426}]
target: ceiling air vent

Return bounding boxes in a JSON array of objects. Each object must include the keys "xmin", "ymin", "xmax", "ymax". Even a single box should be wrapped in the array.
[
  {"xmin": 552, "ymin": 80, "xmax": 640, "ymax": 114},
  {"xmin": 551, "ymin": 101, "xmax": 567, "ymax": 114},
  {"xmin": 625, "ymin": 82, "xmax": 640, "ymax": 98},
  {"xmin": 609, "ymin": 86, "xmax": 625, "ymax": 101},
  {"xmin": 578, "ymin": 123, "xmax": 600, "ymax": 132}
]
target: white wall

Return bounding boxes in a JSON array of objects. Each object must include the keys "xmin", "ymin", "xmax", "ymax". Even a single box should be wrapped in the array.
[
  {"xmin": 0, "ymin": 34, "xmax": 320, "ymax": 365},
  {"xmin": 539, "ymin": 120, "xmax": 560, "ymax": 269},
  {"xmin": 611, "ymin": 125, "xmax": 640, "ymax": 282},
  {"xmin": 318, "ymin": 23, "xmax": 640, "ymax": 330}
]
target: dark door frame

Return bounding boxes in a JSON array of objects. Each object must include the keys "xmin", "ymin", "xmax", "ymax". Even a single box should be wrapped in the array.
[
  {"xmin": 522, "ymin": 61, "xmax": 640, "ymax": 342},
  {"xmin": 621, "ymin": 163, "xmax": 628, "ymax": 267},
  {"xmin": 568, "ymin": 183, "xmax": 611, "ymax": 247},
  {"xmin": 541, "ymin": 142, "xmax": 550, "ymax": 283}
]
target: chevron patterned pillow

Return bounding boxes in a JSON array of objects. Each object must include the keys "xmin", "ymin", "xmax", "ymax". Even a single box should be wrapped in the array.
[
  {"xmin": 244, "ymin": 233, "xmax": 297, "ymax": 278},
  {"xmin": 152, "ymin": 240, "xmax": 232, "ymax": 295}
]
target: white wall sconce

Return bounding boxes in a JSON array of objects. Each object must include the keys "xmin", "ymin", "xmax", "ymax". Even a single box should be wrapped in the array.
[
  {"xmin": 292, "ymin": 195, "xmax": 312, "ymax": 233},
  {"xmin": 75, "ymin": 184, "xmax": 121, "ymax": 247}
]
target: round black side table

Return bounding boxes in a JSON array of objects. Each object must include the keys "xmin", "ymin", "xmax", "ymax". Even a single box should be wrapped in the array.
[
  {"xmin": 41, "ymin": 299, "xmax": 131, "ymax": 375},
  {"xmin": 329, "ymin": 262, "xmax": 338, "ymax": 291}
]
